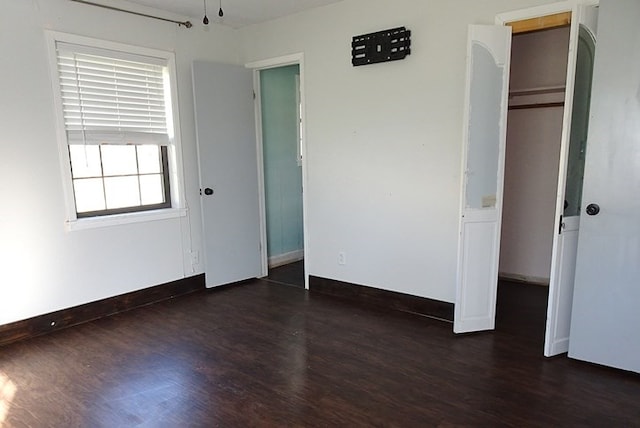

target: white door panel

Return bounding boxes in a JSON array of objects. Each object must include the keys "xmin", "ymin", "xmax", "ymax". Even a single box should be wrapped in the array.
[
  {"xmin": 544, "ymin": 4, "xmax": 598, "ymax": 357},
  {"xmin": 455, "ymin": 25, "xmax": 511, "ymax": 334},
  {"xmin": 457, "ymin": 212, "xmax": 499, "ymax": 332},
  {"xmin": 192, "ymin": 61, "xmax": 262, "ymax": 288},
  {"xmin": 546, "ymin": 216, "xmax": 580, "ymax": 356},
  {"xmin": 569, "ymin": 0, "xmax": 640, "ymax": 373}
]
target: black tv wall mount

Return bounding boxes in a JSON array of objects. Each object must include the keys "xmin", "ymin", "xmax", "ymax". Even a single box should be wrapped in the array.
[{"xmin": 351, "ymin": 27, "xmax": 411, "ymax": 66}]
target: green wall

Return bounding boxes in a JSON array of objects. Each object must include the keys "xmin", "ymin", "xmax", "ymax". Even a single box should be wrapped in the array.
[{"xmin": 260, "ymin": 65, "xmax": 303, "ymax": 260}]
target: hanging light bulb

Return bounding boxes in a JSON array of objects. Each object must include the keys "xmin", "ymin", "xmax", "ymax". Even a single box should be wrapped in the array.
[
  {"xmin": 202, "ymin": 0, "xmax": 209, "ymax": 25},
  {"xmin": 218, "ymin": 0, "xmax": 224, "ymax": 17}
]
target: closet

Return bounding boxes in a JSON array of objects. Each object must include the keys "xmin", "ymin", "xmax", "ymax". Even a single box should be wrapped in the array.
[{"xmin": 498, "ymin": 26, "xmax": 571, "ymax": 285}]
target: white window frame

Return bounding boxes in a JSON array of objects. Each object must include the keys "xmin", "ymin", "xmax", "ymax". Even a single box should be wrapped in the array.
[{"xmin": 46, "ymin": 31, "xmax": 186, "ymax": 231}]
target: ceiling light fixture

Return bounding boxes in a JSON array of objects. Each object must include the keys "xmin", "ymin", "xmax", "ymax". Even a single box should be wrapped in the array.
[
  {"xmin": 202, "ymin": 0, "xmax": 209, "ymax": 25},
  {"xmin": 219, "ymin": 0, "xmax": 224, "ymax": 17}
]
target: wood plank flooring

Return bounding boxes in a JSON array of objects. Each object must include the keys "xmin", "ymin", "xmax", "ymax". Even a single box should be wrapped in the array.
[
  {"xmin": 0, "ymin": 280, "xmax": 638, "ymax": 427},
  {"xmin": 265, "ymin": 260, "xmax": 305, "ymax": 288}
]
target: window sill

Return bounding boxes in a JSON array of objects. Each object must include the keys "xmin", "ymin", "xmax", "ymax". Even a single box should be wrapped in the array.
[{"xmin": 65, "ymin": 208, "xmax": 187, "ymax": 232}]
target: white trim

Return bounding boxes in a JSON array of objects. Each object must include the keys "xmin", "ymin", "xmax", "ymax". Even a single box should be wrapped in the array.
[
  {"xmin": 252, "ymin": 71, "xmax": 269, "ymax": 277},
  {"xmin": 46, "ymin": 31, "xmax": 77, "ymax": 224},
  {"xmin": 45, "ymin": 30, "xmax": 186, "ymax": 228},
  {"xmin": 495, "ymin": 2, "xmax": 573, "ymax": 25},
  {"xmin": 245, "ymin": 53, "xmax": 303, "ymax": 70},
  {"xmin": 295, "ymin": 74, "xmax": 303, "ymax": 167},
  {"xmin": 269, "ymin": 250, "xmax": 305, "ymax": 269},
  {"xmin": 66, "ymin": 208, "xmax": 187, "ymax": 232},
  {"xmin": 161, "ymin": 50, "xmax": 186, "ymax": 213},
  {"xmin": 46, "ymin": 31, "xmax": 176, "ymax": 62},
  {"xmin": 246, "ymin": 52, "xmax": 310, "ymax": 289},
  {"xmin": 191, "ymin": 63, "xmax": 207, "ymax": 280},
  {"xmin": 496, "ymin": 0, "xmax": 599, "ymax": 25}
]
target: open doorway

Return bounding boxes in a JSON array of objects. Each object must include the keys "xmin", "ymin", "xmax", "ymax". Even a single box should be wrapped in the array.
[
  {"xmin": 258, "ymin": 64, "xmax": 305, "ymax": 288},
  {"xmin": 496, "ymin": 23, "xmax": 571, "ymax": 340},
  {"xmin": 454, "ymin": 4, "xmax": 598, "ymax": 344},
  {"xmin": 496, "ymin": 12, "xmax": 597, "ymax": 347}
]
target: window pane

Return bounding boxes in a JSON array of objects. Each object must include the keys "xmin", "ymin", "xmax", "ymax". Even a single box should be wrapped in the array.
[
  {"xmin": 69, "ymin": 145, "xmax": 102, "ymax": 178},
  {"xmin": 465, "ymin": 42, "xmax": 502, "ymax": 209},
  {"xmin": 104, "ymin": 176, "xmax": 140, "ymax": 209},
  {"xmin": 101, "ymin": 145, "xmax": 138, "ymax": 176},
  {"xmin": 137, "ymin": 145, "xmax": 162, "ymax": 174},
  {"xmin": 140, "ymin": 174, "xmax": 165, "ymax": 205},
  {"xmin": 74, "ymin": 178, "xmax": 106, "ymax": 213}
]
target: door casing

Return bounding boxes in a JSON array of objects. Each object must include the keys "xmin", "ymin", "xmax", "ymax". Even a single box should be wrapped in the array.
[
  {"xmin": 495, "ymin": 0, "xmax": 599, "ymax": 356},
  {"xmin": 455, "ymin": 0, "xmax": 599, "ymax": 345},
  {"xmin": 245, "ymin": 53, "xmax": 310, "ymax": 289}
]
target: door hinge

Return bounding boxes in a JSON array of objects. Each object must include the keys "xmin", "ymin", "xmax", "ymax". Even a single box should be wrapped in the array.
[
  {"xmin": 253, "ymin": 90, "xmax": 256, "ymax": 100},
  {"xmin": 559, "ymin": 215, "xmax": 564, "ymax": 234}
]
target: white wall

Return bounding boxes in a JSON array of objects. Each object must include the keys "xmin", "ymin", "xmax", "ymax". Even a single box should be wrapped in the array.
[
  {"xmin": 499, "ymin": 27, "xmax": 570, "ymax": 283},
  {"xmin": 240, "ymin": 0, "xmax": 558, "ymax": 302},
  {"xmin": 0, "ymin": 0, "xmax": 565, "ymax": 327},
  {"xmin": 0, "ymin": 0, "xmax": 240, "ymax": 325}
]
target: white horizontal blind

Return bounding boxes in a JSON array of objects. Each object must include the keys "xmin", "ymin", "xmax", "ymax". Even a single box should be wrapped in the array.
[{"xmin": 56, "ymin": 42, "xmax": 170, "ymax": 145}]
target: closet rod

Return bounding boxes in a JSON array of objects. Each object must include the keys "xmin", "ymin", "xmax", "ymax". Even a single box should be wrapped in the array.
[
  {"xmin": 509, "ymin": 86, "xmax": 566, "ymax": 97},
  {"xmin": 509, "ymin": 102, "xmax": 565, "ymax": 110},
  {"xmin": 70, "ymin": 0, "xmax": 193, "ymax": 28}
]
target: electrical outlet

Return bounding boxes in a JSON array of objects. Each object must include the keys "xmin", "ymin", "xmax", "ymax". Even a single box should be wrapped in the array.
[
  {"xmin": 190, "ymin": 251, "xmax": 200, "ymax": 271},
  {"xmin": 338, "ymin": 251, "xmax": 346, "ymax": 265}
]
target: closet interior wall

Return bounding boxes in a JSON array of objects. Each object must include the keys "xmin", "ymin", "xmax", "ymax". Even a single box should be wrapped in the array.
[{"xmin": 499, "ymin": 26, "xmax": 571, "ymax": 285}]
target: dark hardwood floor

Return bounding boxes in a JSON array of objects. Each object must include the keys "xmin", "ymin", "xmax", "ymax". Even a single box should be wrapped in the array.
[
  {"xmin": 496, "ymin": 279, "xmax": 550, "ymax": 345},
  {"xmin": 266, "ymin": 260, "xmax": 305, "ymax": 288},
  {"xmin": 0, "ymin": 279, "xmax": 638, "ymax": 427}
]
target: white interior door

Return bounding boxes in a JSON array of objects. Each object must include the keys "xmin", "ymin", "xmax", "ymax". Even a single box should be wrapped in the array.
[
  {"xmin": 544, "ymin": 5, "xmax": 598, "ymax": 357},
  {"xmin": 192, "ymin": 61, "xmax": 262, "ymax": 288},
  {"xmin": 569, "ymin": 0, "xmax": 640, "ymax": 373},
  {"xmin": 454, "ymin": 25, "xmax": 511, "ymax": 333}
]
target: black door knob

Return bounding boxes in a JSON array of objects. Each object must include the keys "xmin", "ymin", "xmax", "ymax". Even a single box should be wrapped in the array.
[
  {"xmin": 204, "ymin": 188, "xmax": 214, "ymax": 196},
  {"xmin": 585, "ymin": 203, "xmax": 600, "ymax": 216}
]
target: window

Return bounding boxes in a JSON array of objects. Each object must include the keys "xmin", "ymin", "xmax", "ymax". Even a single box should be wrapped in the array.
[
  {"xmin": 49, "ymin": 33, "xmax": 183, "ymax": 225},
  {"xmin": 68, "ymin": 144, "xmax": 170, "ymax": 217}
]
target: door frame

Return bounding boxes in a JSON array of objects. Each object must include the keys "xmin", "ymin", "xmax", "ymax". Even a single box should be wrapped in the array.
[
  {"xmin": 495, "ymin": 0, "xmax": 598, "ymax": 355},
  {"xmin": 245, "ymin": 53, "xmax": 309, "ymax": 289}
]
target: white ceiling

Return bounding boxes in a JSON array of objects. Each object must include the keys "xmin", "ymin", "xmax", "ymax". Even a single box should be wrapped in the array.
[{"xmin": 123, "ymin": 0, "xmax": 343, "ymax": 28}]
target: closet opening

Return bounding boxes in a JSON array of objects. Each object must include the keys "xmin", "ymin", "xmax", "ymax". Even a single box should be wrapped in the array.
[
  {"xmin": 258, "ymin": 64, "xmax": 306, "ymax": 289},
  {"xmin": 495, "ymin": 19, "xmax": 572, "ymax": 340}
]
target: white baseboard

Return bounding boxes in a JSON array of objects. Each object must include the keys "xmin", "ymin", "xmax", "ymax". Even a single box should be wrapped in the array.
[
  {"xmin": 268, "ymin": 249, "xmax": 304, "ymax": 268},
  {"xmin": 498, "ymin": 272, "xmax": 549, "ymax": 286}
]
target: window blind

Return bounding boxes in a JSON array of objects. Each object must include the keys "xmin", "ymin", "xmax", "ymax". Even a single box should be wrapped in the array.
[{"xmin": 56, "ymin": 42, "xmax": 170, "ymax": 145}]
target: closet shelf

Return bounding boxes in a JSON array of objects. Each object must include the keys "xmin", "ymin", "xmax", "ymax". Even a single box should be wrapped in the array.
[
  {"xmin": 509, "ymin": 85, "xmax": 566, "ymax": 97},
  {"xmin": 509, "ymin": 85, "xmax": 566, "ymax": 110},
  {"xmin": 509, "ymin": 101, "xmax": 565, "ymax": 110}
]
